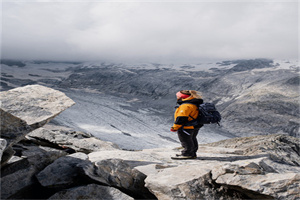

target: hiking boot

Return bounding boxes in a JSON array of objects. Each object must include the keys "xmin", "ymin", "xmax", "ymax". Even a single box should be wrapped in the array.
[
  {"xmin": 176, "ymin": 154, "xmax": 197, "ymax": 159},
  {"xmin": 171, "ymin": 155, "xmax": 194, "ymax": 160}
]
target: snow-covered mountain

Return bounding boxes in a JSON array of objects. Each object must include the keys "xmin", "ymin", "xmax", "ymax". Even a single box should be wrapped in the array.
[{"xmin": 1, "ymin": 59, "xmax": 299, "ymax": 150}]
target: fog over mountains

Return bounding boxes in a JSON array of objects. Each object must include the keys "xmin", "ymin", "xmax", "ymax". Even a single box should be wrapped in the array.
[{"xmin": 1, "ymin": 58, "xmax": 299, "ymax": 150}]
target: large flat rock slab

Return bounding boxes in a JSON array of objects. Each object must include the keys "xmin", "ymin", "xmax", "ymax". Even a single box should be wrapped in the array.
[
  {"xmin": 88, "ymin": 139, "xmax": 300, "ymax": 200},
  {"xmin": 0, "ymin": 85, "xmax": 75, "ymax": 128},
  {"xmin": 216, "ymin": 172, "xmax": 300, "ymax": 199},
  {"xmin": 27, "ymin": 127, "xmax": 119, "ymax": 153},
  {"xmin": 0, "ymin": 85, "xmax": 75, "ymax": 149}
]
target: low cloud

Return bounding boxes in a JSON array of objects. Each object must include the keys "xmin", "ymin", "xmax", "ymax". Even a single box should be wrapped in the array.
[{"xmin": 2, "ymin": 1, "xmax": 298, "ymax": 63}]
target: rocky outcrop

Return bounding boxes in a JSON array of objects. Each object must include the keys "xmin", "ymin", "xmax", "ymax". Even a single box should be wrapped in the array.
[
  {"xmin": 0, "ymin": 84, "xmax": 75, "ymax": 130},
  {"xmin": 0, "ymin": 85, "xmax": 75, "ymax": 166},
  {"xmin": 0, "ymin": 85, "xmax": 134, "ymax": 199},
  {"xmin": 1, "ymin": 85, "xmax": 299, "ymax": 200},
  {"xmin": 1, "ymin": 146, "xmax": 67, "ymax": 199},
  {"xmin": 3, "ymin": 129, "xmax": 300, "ymax": 200},
  {"xmin": 36, "ymin": 152, "xmax": 91, "ymax": 188},
  {"xmin": 83, "ymin": 158, "xmax": 156, "ymax": 199},
  {"xmin": 88, "ymin": 137, "xmax": 300, "ymax": 200}
]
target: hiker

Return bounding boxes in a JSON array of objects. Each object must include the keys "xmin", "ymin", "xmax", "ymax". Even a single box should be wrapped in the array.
[{"xmin": 170, "ymin": 90, "xmax": 203, "ymax": 159}]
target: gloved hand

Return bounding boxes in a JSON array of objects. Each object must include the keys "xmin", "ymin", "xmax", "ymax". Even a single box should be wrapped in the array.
[{"xmin": 170, "ymin": 128, "xmax": 177, "ymax": 132}]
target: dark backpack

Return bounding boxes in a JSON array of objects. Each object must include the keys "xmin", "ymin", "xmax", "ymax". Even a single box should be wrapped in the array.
[{"xmin": 185, "ymin": 102, "xmax": 222, "ymax": 126}]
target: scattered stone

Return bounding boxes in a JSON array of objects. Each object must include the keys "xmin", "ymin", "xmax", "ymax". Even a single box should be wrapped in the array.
[{"xmin": 48, "ymin": 184, "xmax": 134, "ymax": 200}]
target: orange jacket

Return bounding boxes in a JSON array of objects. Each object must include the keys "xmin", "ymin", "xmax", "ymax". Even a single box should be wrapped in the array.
[{"xmin": 171, "ymin": 97, "xmax": 202, "ymax": 130}]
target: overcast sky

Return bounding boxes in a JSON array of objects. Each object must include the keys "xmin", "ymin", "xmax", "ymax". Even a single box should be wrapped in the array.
[{"xmin": 1, "ymin": 0, "xmax": 298, "ymax": 63}]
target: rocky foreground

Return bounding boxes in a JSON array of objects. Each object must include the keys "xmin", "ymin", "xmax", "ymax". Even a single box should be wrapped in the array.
[{"xmin": 1, "ymin": 85, "xmax": 299, "ymax": 200}]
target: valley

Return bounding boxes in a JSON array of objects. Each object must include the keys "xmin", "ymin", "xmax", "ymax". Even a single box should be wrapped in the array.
[{"xmin": 1, "ymin": 59, "xmax": 299, "ymax": 149}]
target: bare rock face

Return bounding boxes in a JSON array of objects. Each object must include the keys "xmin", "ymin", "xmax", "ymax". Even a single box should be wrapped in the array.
[
  {"xmin": 0, "ymin": 85, "xmax": 75, "ymax": 150},
  {"xmin": 48, "ymin": 184, "xmax": 134, "ymax": 200}
]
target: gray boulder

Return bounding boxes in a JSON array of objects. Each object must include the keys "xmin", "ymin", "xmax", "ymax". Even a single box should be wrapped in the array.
[
  {"xmin": 83, "ymin": 158, "xmax": 156, "ymax": 199},
  {"xmin": 1, "ymin": 165, "xmax": 37, "ymax": 199},
  {"xmin": 48, "ymin": 184, "xmax": 134, "ymax": 200},
  {"xmin": 36, "ymin": 152, "xmax": 90, "ymax": 189},
  {"xmin": 0, "ymin": 84, "xmax": 75, "ymax": 128},
  {"xmin": 1, "ymin": 146, "xmax": 67, "ymax": 199},
  {"xmin": 145, "ymin": 165, "xmax": 220, "ymax": 200},
  {"xmin": 22, "ymin": 145, "xmax": 68, "ymax": 171},
  {"xmin": 0, "ymin": 85, "xmax": 75, "ymax": 151}
]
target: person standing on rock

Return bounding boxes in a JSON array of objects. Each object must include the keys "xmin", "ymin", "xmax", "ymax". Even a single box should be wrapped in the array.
[{"xmin": 170, "ymin": 90, "xmax": 203, "ymax": 159}]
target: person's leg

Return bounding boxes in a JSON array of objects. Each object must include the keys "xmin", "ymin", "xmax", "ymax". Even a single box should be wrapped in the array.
[
  {"xmin": 192, "ymin": 128, "xmax": 200, "ymax": 157},
  {"xmin": 177, "ymin": 129, "xmax": 194, "ymax": 156}
]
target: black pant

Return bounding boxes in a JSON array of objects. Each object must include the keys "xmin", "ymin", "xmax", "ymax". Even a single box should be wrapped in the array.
[{"xmin": 177, "ymin": 127, "xmax": 201, "ymax": 157}]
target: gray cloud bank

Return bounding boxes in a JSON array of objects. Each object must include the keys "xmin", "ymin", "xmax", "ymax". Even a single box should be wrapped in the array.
[{"xmin": 1, "ymin": 1, "xmax": 298, "ymax": 63}]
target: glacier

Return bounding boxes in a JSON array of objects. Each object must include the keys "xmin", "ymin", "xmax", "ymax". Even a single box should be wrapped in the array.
[{"xmin": 1, "ymin": 59, "xmax": 299, "ymax": 150}]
